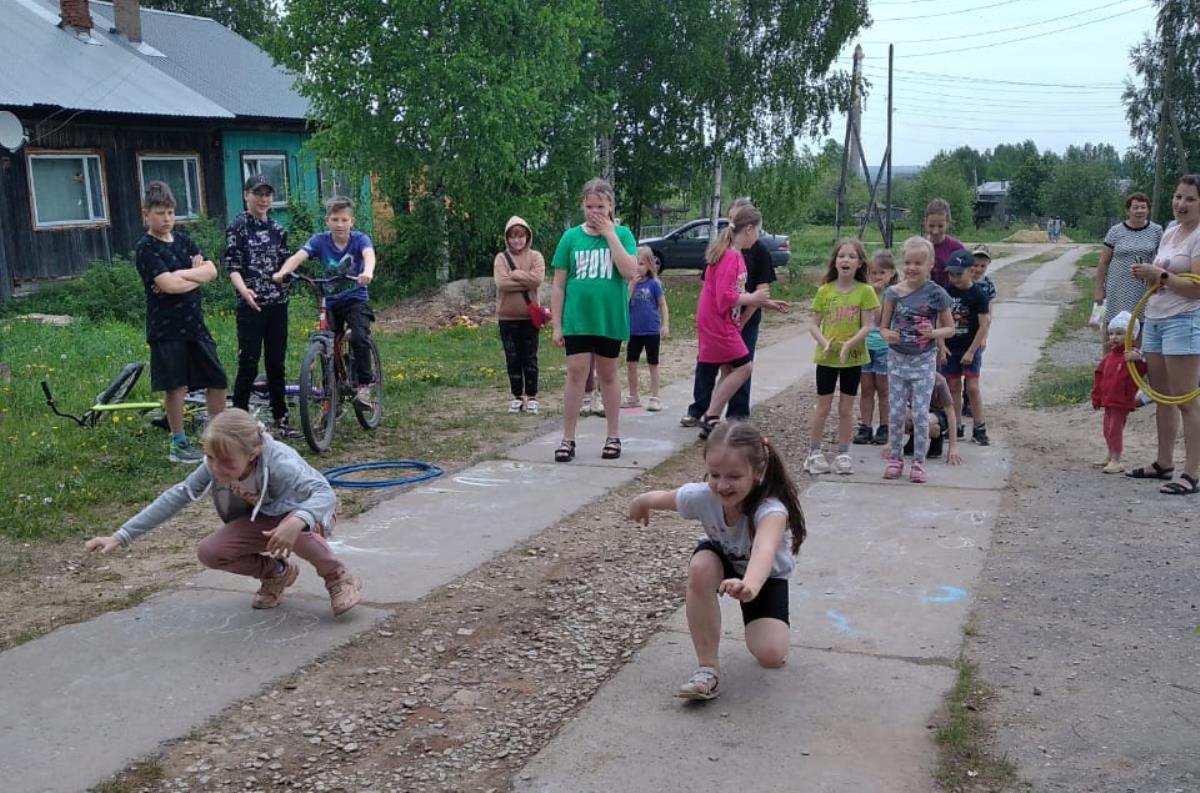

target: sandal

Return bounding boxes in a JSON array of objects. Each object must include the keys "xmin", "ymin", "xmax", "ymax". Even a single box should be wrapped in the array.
[
  {"xmin": 554, "ymin": 439, "xmax": 576, "ymax": 463},
  {"xmin": 1126, "ymin": 462, "xmax": 1175, "ymax": 480},
  {"xmin": 697, "ymin": 415, "xmax": 720, "ymax": 441},
  {"xmin": 601, "ymin": 437, "xmax": 622, "ymax": 459},
  {"xmin": 1160, "ymin": 473, "xmax": 1199, "ymax": 495},
  {"xmin": 676, "ymin": 666, "xmax": 720, "ymax": 701}
]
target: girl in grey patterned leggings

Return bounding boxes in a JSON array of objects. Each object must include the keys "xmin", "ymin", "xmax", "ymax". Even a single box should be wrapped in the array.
[{"xmin": 879, "ymin": 237, "xmax": 955, "ymax": 483}]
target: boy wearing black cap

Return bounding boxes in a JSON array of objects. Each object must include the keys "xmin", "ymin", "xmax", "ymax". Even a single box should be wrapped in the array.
[
  {"xmin": 938, "ymin": 248, "xmax": 991, "ymax": 445},
  {"xmin": 224, "ymin": 174, "xmax": 296, "ymax": 437}
]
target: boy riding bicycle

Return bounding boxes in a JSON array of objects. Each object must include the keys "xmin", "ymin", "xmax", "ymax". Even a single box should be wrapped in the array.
[{"xmin": 276, "ymin": 196, "xmax": 378, "ymax": 408}]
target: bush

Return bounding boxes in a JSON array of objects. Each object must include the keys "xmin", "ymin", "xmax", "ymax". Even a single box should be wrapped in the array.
[{"xmin": 3, "ymin": 257, "xmax": 146, "ymax": 325}]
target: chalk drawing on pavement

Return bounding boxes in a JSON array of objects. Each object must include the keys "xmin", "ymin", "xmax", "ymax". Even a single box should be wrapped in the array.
[
  {"xmin": 826, "ymin": 610, "xmax": 858, "ymax": 636},
  {"xmin": 936, "ymin": 536, "xmax": 976, "ymax": 550},
  {"xmin": 955, "ymin": 510, "xmax": 988, "ymax": 526},
  {"xmin": 924, "ymin": 585, "xmax": 967, "ymax": 604}
]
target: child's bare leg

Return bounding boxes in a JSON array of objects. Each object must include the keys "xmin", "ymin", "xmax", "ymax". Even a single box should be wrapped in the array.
[
  {"xmin": 875, "ymin": 375, "xmax": 889, "ymax": 426},
  {"xmin": 685, "ymin": 551, "xmax": 724, "ymax": 669},
  {"xmin": 626, "ymin": 361, "xmax": 639, "ymax": 401},
  {"xmin": 595, "ymin": 355, "xmax": 622, "ymax": 438},
  {"xmin": 859, "ymin": 376, "xmax": 876, "ymax": 426},
  {"xmin": 965, "ymin": 378, "xmax": 985, "ymax": 426},
  {"xmin": 206, "ymin": 388, "xmax": 226, "ymax": 420},
  {"xmin": 562, "ymin": 353, "xmax": 591, "ymax": 440},
  {"xmin": 810, "ymin": 393, "xmax": 834, "ymax": 448},
  {"xmin": 836, "ymin": 393, "xmax": 855, "ymax": 447},
  {"xmin": 648, "ymin": 364, "xmax": 660, "ymax": 398},
  {"xmin": 164, "ymin": 386, "xmax": 188, "ymax": 435},
  {"xmin": 946, "ymin": 374, "xmax": 963, "ymax": 426},
  {"xmin": 706, "ymin": 362, "xmax": 751, "ymax": 419},
  {"xmin": 745, "ymin": 617, "xmax": 789, "ymax": 668}
]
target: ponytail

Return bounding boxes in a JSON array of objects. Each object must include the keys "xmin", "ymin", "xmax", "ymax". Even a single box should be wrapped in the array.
[
  {"xmin": 704, "ymin": 422, "xmax": 806, "ymax": 553},
  {"xmin": 704, "ymin": 203, "xmax": 762, "ymax": 267}
]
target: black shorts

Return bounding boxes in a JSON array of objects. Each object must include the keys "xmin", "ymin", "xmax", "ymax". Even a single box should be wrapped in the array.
[
  {"xmin": 626, "ymin": 334, "xmax": 661, "ymax": 365},
  {"xmin": 693, "ymin": 540, "xmax": 789, "ymax": 625},
  {"xmin": 815, "ymin": 364, "xmax": 862, "ymax": 396},
  {"xmin": 150, "ymin": 338, "xmax": 228, "ymax": 392},
  {"xmin": 564, "ymin": 334, "xmax": 622, "ymax": 359}
]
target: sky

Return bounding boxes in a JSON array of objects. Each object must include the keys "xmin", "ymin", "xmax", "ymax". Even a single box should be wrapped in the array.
[{"xmin": 826, "ymin": 0, "xmax": 1161, "ymax": 168}]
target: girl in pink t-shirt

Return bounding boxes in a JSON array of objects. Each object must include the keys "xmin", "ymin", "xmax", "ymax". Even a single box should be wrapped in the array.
[{"xmin": 693, "ymin": 203, "xmax": 786, "ymax": 440}]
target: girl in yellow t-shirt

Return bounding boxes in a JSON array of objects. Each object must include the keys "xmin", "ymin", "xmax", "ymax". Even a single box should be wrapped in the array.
[{"xmin": 805, "ymin": 239, "xmax": 880, "ymax": 475}]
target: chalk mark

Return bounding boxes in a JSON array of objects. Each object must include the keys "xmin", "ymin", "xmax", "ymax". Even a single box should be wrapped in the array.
[{"xmin": 924, "ymin": 585, "xmax": 967, "ymax": 604}]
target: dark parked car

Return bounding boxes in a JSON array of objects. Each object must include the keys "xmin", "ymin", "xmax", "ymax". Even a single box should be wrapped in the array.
[{"xmin": 638, "ymin": 218, "xmax": 791, "ymax": 271}]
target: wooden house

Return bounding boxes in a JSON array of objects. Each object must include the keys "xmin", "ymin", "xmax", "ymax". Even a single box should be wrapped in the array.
[{"xmin": 0, "ymin": 0, "xmax": 361, "ymax": 300}]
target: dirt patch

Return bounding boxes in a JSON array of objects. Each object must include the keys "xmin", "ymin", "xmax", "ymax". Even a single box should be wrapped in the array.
[
  {"xmin": 100, "ymin": 387, "xmax": 820, "ymax": 793},
  {"xmin": 1004, "ymin": 230, "xmax": 1074, "ymax": 244}
]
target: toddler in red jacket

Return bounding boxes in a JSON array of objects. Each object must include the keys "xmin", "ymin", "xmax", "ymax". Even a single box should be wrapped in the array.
[{"xmin": 1092, "ymin": 311, "xmax": 1145, "ymax": 474}]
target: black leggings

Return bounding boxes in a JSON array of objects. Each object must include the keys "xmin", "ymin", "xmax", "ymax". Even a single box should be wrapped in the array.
[{"xmin": 499, "ymin": 319, "xmax": 539, "ymax": 397}]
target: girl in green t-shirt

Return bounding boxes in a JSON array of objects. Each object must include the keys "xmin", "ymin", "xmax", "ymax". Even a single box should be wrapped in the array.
[
  {"xmin": 806, "ymin": 239, "xmax": 879, "ymax": 476},
  {"xmin": 550, "ymin": 178, "xmax": 640, "ymax": 463}
]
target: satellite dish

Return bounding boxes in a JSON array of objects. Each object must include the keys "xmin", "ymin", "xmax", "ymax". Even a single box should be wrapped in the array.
[{"xmin": 0, "ymin": 111, "xmax": 26, "ymax": 152}]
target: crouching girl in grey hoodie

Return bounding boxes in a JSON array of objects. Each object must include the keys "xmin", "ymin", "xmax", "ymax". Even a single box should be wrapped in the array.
[{"xmin": 86, "ymin": 408, "xmax": 362, "ymax": 616}]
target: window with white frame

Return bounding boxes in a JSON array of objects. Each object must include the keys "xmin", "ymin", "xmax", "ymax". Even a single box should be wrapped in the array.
[
  {"xmin": 28, "ymin": 153, "xmax": 108, "ymax": 228},
  {"xmin": 241, "ymin": 153, "xmax": 288, "ymax": 207},
  {"xmin": 138, "ymin": 154, "xmax": 203, "ymax": 219}
]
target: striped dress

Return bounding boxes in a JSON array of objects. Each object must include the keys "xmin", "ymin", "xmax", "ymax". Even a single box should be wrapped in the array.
[{"xmin": 1102, "ymin": 221, "xmax": 1163, "ymax": 326}]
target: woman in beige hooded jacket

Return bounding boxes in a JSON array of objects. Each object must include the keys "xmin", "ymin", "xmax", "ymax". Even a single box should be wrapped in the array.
[{"xmin": 494, "ymin": 216, "xmax": 547, "ymax": 413}]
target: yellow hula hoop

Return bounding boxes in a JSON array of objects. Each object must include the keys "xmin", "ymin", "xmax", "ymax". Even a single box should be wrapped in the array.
[{"xmin": 1125, "ymin": 272, "xmax": 1200, "ymax": 406}]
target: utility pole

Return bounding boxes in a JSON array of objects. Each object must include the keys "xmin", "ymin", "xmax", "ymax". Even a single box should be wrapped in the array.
[
  {"xmin": 834, "ymin": 45, "xmax": 864, "ymax": 240},
  {"xmin": 885, "ymin": 44, "xmax": 894, "ymax": 248}
]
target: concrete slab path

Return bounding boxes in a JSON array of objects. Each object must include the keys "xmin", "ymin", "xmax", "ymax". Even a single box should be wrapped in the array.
[
  {"xmin": 514, "ymin": 248, "xmax": 1082, "ymax": 792},
  {"xmin": 0, "ymin": 245, "xmax": 1078, "ymax": 793}
]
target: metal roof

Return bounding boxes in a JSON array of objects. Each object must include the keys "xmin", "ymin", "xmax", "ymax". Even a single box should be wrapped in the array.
[
  {"xmin": 0, "ymin": 0, "xmax": 310, "ymax": 121},
  {"xmin": 89, "ymin": 1, "xmax": 311, "ymax": 120},
  {"xmin": 1, "ymin": 0, "xmax": 233, "ymax": 118}
]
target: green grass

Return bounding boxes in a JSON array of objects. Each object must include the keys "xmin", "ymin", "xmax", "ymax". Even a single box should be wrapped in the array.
[
  {"xmin": 1023, "ymin": 250, "xmax": 1101, "ymax": 408},
  {"xmin": 0, "ymin": 292, "xmax": 559, "ymax": 541},
  {"xmin": 94, "ymin": 761, "xmax": 164, "ymax": 793},
  {"xmin": 934, "ymin": 657, "xmax": 1018, "ymax": 790}
]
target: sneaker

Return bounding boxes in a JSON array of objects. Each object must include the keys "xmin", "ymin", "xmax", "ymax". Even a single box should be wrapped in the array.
[
  {"xmin": 852, "ymin": 423, "xmax": 873, "ymax": 445},
  {"xmin": 972, "ymin": 424, "xmax": 990, "ymax": 446},
  {"xmin": 676, "ymin": 666, "xmax": 720, "ymax": 701},
  {"xmin": 590, "ymin": 391, "xmax": 605, "ymax": 417},
  {"xmin": 509, "ymin": 398, "xmax": 524, "ymax": 414},
  {"xmin": 646, "ymin": 396, "xmax": 662, "ymax": 412},
  {"xmin": 252, "ymin": 561, "xmax": 299, "ymax": 609},
  {"xmin": 272, "ymin": 417, "xmax": 302, "ymax": 440},
  {"xmin": 580, "ymin": 393, "xmax": 593, "ymax": 417},
  {"xmin": 928, "ymin": 433, "xmax": 944, "ymax": 459},
  {"xmin": 698, "ymin": 415, "xmax": 720, "ymax": 441},
  {"xmin": 353, "ymin": 385, "xmax": 375, "ymax": 410},
  {"xmin": 168, "ymin": 439, "xmax": 203, "ymax": 464},
  {"xmin": 1091, "ymin": 457, "xmax": 1112, "ymax": 468},
  {"xmin": 1101, "ymin": 460, "xmax": 1125, "ymax": 474},
  {"xmin": 525, "ymin": 398, "xmax": 540, "ymax": 415},
  {"xmin": 956, "ymin": 424, "xmax": 965, "ymax": 440},
  {"xmin": 804, "ymin": 450, "xmax": 831, "ymax": 475},
  {"xmin": 909, "ymin": 461, "xmax": 928, "ymax": 483},
  {"xmin": 679, "ymin": 414, "xmax": 700, "ymax": 427},
  {"xmin": 326, "ymin": 569, "xmax": 363, "ymax": 617},
  {"xmin": 883, "ymin": 457, "xmax": 904, "ymax": 480},
  {"xmin": 872, "ymin": 425, "xmax": 888, "ymax": 445},
  {"xmin": 833, "ymin": 453, "xmax": 854, "ymax": 475}
]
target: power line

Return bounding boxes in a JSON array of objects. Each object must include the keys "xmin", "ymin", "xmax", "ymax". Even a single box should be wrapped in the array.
[
  {"xmin": 865, "ymin": 0, "xmax": 1144, "ymax": 45},
  {"xmin": 878, "ymin": 85, "xmax": 1120, "ymax": 107},
  {"xmin": 872, "ymin": 0, "xmax": 1035, "ymax": 23},
  {"xmin": 897, "ymin": 119, "xmax": 1132, "ymax": 133},
  {"xmin": 859, "ymin": 65, "xmax": 1125, "ymax": 90},
  {"xmin": 892, "ymin": 5, "xmax": 1152, "ymax": 58}
]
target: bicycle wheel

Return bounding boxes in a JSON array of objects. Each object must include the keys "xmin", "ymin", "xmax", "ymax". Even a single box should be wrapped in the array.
[
  {"xmin": 94, "ymin": 362, "xmax": 145, "ymax": 406},
  {"xmin": 298, "ymin": 340, "xmax": 337, "ymax": 453},
  {"xmin": 352, "ymin": 338, "xmax": 384, "ymax": 430}
]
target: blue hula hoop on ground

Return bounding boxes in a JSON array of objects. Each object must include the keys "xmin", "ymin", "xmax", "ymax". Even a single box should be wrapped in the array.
[{"xmin": 322, "ymin": 460, "xmax": 444, "ymax": 489}]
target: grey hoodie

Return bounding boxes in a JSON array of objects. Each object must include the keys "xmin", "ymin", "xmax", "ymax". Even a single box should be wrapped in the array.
[{"xmin": 115, "ymin": 433, "xmax": 336, "ymax": 547}]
